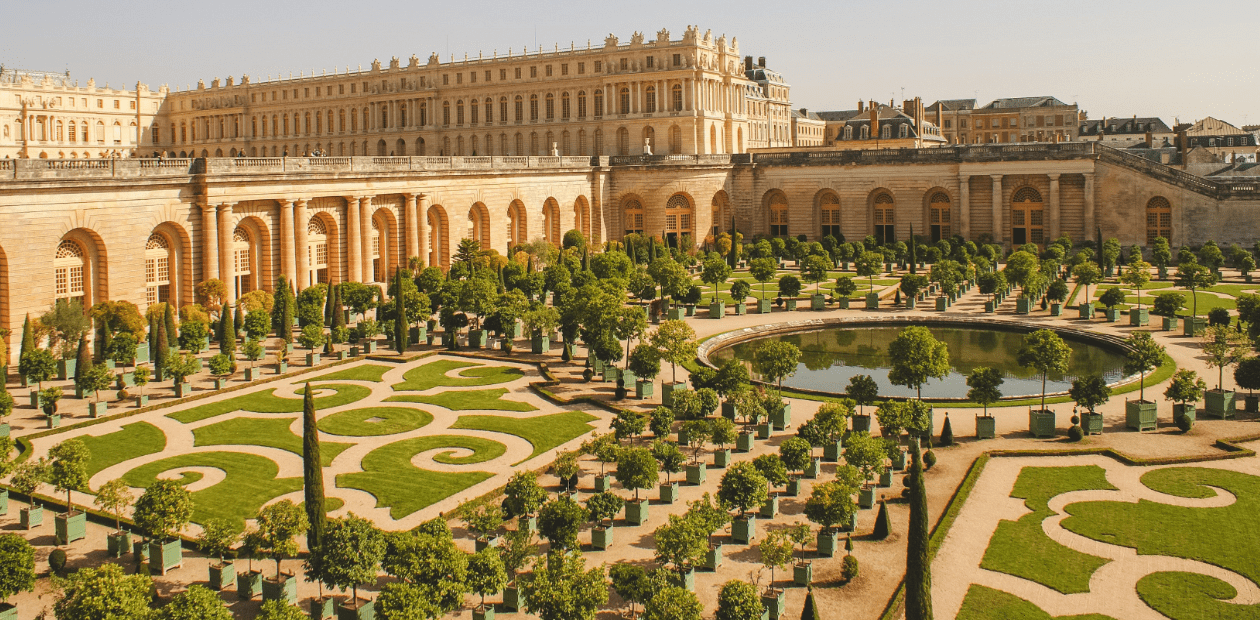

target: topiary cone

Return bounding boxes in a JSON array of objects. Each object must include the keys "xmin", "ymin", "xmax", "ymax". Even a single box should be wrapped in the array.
[
  {"xmin": 940, "ymin": 414, "xmax": 954, "ymax": 447},
  {"xmin": 873, "ymin": 499, "xmax": 891, "ymax": 540},
  {"xmin": 800, "ymin": 588, "xmax": 820, "ymax": 620}
]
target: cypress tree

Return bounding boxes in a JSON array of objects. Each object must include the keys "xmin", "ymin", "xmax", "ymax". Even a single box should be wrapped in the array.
[
  {"xmin": 940, "ymin": 414, "xmax": 954, "ymax": 447},
  {"xmin": 905, "ymin": 437, "xmax": 933, "ymax": 620},
  {"xmin": 73, "ymin": 335, "xmax": 92, "ymax": 388},
  {"xmin": 220, "ymin": 302, "xmax": 237, "ymax": 356},
  {"xmin": 20, "ymin": 314, "xmax": 34, "ymax": 359},
  {"xmin": 649, "ymin": 236, "xmax": 657, "ymax": 262},
  {"xmin": 845, "ymin": 535, "xmax": 854, "ymax": 555},
  {"xmin": 301, "ymin": 382, "xmax": 326, "ymax": 551},
  {"xmin": 273, "ymin": 276, "xmax": 290, "ymax": 337},
  {"xmin": 281, "ymin": 282, "xmax": 294, "ymax": 344},
  {"xmin": 324, "ymin": 282, "xmax": 335, "ymax": 325},
  {"xmin": 800, "ymin": 588, "xmax": 821, "ymax": 620},
  {"xmin": 873, "ymin": 499, "xmax": 891, "ymax": 540},
  {"xmin": 332, "ymin": 285, "xmax": 346, "ymax": 331},
  {"xmin": 394, "ymin": 269, "xmax": 407, "ymax": 355},
  {"xmin": 234, "ymin": 303, "xmax": 245, "ymax": 340},
  {"xmin": 909, "ymin": 224, "xmax": 918, "ymax": 275},
  {"xmin": 154, "ymin": 320, "xmax": 168, "ymax": 382},
  {"xmin": 97, "ymin": 321, "xmax": 113, "ymax": 363},
  {"xmin": 582, "ymin": 246, "xmax": 590, "ymax": 272},
  {"xmin": 164, "ymin": 303, "xmax": 178, "ymax": 349},
  {"xmin": 147, "ymin": 313, "xmax": 157, "ymax": 354}
]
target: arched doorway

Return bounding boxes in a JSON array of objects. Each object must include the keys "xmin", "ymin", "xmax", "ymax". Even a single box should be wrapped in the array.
[
  {"xmin": 543, "ymin": 198, "xmax": 561, "ymax": 246},
  {"xmin": 232, "ymin": 226, "xmax": 255, "ymax": 295},
  {"xmin": 665, "ymin": 194, "xmax": 694, "ymax": 248},
  {"xmin": 622, "ymin": 197, "xmax": 645, "ymax": 238},
  {"xmin": 506, "ymin": 200, "xmax": 527, "ymax": 251},
  {"xmin": 573, "ymin": 197, "xmax": 591, "ymax": 241},
  {"xmin": 928, "ymin": 192, "xmax": 952, "ymax": 243},
  {"xmin": 712, "ymin": 191, "xmax": 730, "ymax": 238},
  {"xmin": 54, "ymin": 239, "xmax": 88, "ymax": 306},
  {"xmin": 1011, "ymin": 187, "xmax": 1044, "ymax": 248},
  {"xmin": 145, "ymin": 234, "xmax": 173, "ymax": 307},
  {"xmin": 766, "ymin": 190, "xmax": 789, "ymax": 238},
  {"xmin": 1146, "ymin": 196, "xmax": 1172, "ymax": 245},
  {"xmin": 871, "ymin": 191, "xmax": 895, "ymax": 244},
  {"xmin": 469, "ymin": 203, "xmax": 491, "ymax": 250},
  {"xmin": 819, "ymin": 192, "xmax": 841, "ymax": 240},
  {"xmin": 427, "ymin": 205, "xmax": 450, "ymax": 270},
  {"xmin": 307, "ymin": 216, "xmax": 331, "ymax": 284}
]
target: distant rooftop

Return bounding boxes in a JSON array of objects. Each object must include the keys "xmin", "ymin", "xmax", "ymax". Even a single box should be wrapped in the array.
[{"xmin": 0, "ymin": 66, "xmax": 72, "ymax": 87}]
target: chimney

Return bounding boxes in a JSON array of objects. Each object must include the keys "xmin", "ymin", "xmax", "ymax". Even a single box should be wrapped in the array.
[
  {"xmin": 1145, "ymin": 131, "xmax": 1153, "ymax": 148},
  {"xmin": 758, "ymin": 56, "xmax": 766, "ymax": 67},
  {"xmin": 870, "ymin": 102, "xmax": 879, "ymax": 141},
  {"xmin": 744, "ymin": 56, "xmax": 753, "ymax": 72},
  {"xmin": 799, "ymin": 108, "xmax": 808, "ymax": 116},
  {"xmin": 857, "ymin": 100, "xmax": 864, "ymax": 113}
]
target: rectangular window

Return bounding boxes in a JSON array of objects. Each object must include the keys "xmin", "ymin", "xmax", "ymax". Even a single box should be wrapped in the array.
[
  {"xmin": 673, "ymin": 54, "xmax": 681, "ymax": 66},
  {"xmin": 456, "ymin": 73, "xmax": 463, "ymax": 84},
  {"xmin": 443, "ymin": 74, "xmax": 449, "ymax": 85},
  {"xmin": 545, "ymin": 65, "xmax": 552, "ymax": 77},
  {"xmin": 500, "ymin": 69, "xmax": 507, "ymax": 80},
  {"xmin": 97, "ymin": 99, "xmax": 103, "ymax": 108},
  {"xmin": 620, "ymin": 58, "xmax": 628, "ymax": 70},
  {"xmin": 130, "ymin": 101, "xmax": 136, "ymax": 110},
  {"xmin": 561, "ymin": 64, "xmax": 568, "ymax": 76},
  {"xmin": 594, "ymin": 61, "xmax": 602, "ymax": 73},
  {"xmin": 470, "ymin": 72, "xmax": 476, "ymax": 83},
  {"xmin": 530, "ymin": 66, "xmax": 538, "ymax": 78},
  {"xmin": 350, "ymin": 83, "xmax": 356, "ymax": 94},
  {"xmin": 943, "ymin": 120, "xmax": 951, "ymax": 128},
  {"xmin": 114, "ymin": 100, "xmax": 120, "ymax": 109},
  {"xmin": 304, "ymin": 88, "xmax": 310, "ymax": 98},
  {"xmin": 485, "ymin": 70, "xmax": 491, "ymax": 81},
  {"xmin": 1036, "ymin": 116, "xmax": 1045, "ymax": 127},
  {"xmin": 578, "ymin": 62, "xmax": 585, "ymax": 74},
  {"xmin": 515, "ymin": 68, "xmax": 522, "ymax": 79}
]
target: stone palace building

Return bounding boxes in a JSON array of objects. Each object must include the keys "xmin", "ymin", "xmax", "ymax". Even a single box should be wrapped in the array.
[{"xmin": 1, "ymin": 27, "xmax": 1259, "ymax": 364}]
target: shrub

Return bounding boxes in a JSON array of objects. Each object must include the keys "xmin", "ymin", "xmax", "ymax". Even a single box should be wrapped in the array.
[
  {"xmin": 49, "ymin": 548, "xmax": 67, "ymax": 574},
  {"xmin": 1175, "ymin": 411, "xmax": 1194, "ymax": 432},
  {"xmin": 1067, "ymin": 425, "xmax": 1084, "ymax": 442},
  {"xmin": 939, "ymin": 415, "xmax": 953, "ymax": 446},
  {"xmin": 1099, "ymin": 287, "xmax": 1126, "ymax": 309},
  {"xmin": 1208, "ymin": 307, "xmax": 1231, "ymax": 326},
  {"xmin": 923, "ymin": 450, "xmax": 937, "ymax": 469},
  {"xmin": 1153, "ymin": 292, "xmax": 1183, "ymax": 316},
  {"xmin": 841, "ymin": 555, "xmax": 859, "ymax": 581}
]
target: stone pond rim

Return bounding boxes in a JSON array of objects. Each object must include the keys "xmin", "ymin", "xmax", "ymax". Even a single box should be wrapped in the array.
[{"xmin": 696, "ymin": 315, "xmax": 1145, "ymax": 403}]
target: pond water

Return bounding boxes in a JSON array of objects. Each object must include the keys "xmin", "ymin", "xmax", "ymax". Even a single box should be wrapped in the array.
[{"xmin": 708, "ymin": 325, "xmax": 1129, "ymax": 399}]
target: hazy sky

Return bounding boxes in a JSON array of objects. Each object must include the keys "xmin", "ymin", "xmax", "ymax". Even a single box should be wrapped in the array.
[{"xmin": 5, "ymin": 0, "xmax": 1257, "ymax": 126}]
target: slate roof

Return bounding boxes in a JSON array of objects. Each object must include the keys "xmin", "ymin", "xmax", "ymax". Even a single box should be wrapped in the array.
[
  {"xmin": 980, "ymin": 96, "xmax": 1071, "ymax": 110},
  {"xmin": 929, "ymin": 98, "xmax": 977, "ymax": 111},
  {"xmin": 1080, "ymin": 117, "xmax": 1172, "ymax": 136}
]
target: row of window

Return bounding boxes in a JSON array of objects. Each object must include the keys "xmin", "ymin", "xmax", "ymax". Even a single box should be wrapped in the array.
[
  {"xmin": 6, "ymin": 119, "xmax": 134, "ymax": 144},
  {"xmin": 12, "ymin": 94, "xmax": 135, "ymax": 110}
]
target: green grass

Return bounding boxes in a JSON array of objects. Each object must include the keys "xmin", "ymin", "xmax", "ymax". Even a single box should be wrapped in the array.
[
  {"xmin": 1207, "ymin": 284, "xmax": 1258, "ymax": 298},
  {"xmin": 336, "ymin": 436, "xmax": 503, "ymax": 519},
  {"xmin": 451, "ymin": 410, "xmax": 600, "ymax": 464},
  {"xmin": 980, "ymin": 465, "xmax": 1117, "ymax": 594},
  {"xmin": 1063, "ymin": 467, "xmax": 1260, "ymax": 587},
  {"xmin": 386, "ymin": 388, "xmax": 537, "ymax": 412},
  {"xmin": 167, "ymin": 383, "xmax": 372, "ymax": 424},
  {"xmin": 1094, "ymin": 286, "xmax": 1236, "ymax": 316},
  {"xmin": 1136, "ymin": 572, "xmax": 1260, "ymax": 620},
  {"xmin": 77, "ymin": 422, "xmax": 167, "ymax": 485},
  {"xmin": 309, "ymin": 364, "xmax": 392, "ymax": 382},
  {"xmin": 192, "ymin": 417, "xmax": 352, "ymax": 466},
  {"xmin": 957, "ymin": 584, "xmax": 1118, "ymax": 620},
  {"xmin": 122, "ymin": 451, "xmax": 304, "ymax": 532},
  {"xmin": 391, "ymin": 360, "xmax": 524, "ymax": 392},
  {"xmin": 318, "ymin": 406, "xmax": 434, "ymax": 436}
]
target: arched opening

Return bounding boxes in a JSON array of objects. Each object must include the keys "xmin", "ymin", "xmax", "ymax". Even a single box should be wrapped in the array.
[
  {"xmin": 307, "ymin": 216, "xmax": 332, "ymax": 285},
  {"xmin": 415, "ymin": 137, "xmax": 426, "ymax": 156},
  {"xmin": 712, "ymin": 191, "xmax": 730, "ymax": 238},
  {"xmin": 669, "ymin": 125, "xmax": 682, "ymax": 155},
  {"xmin": 1146, "ymin": 196, "xmax": 1172, "ymax": 246},
  {"xmin": 617, "ymin": 127, "xmax": 629, "ymax": 156},
  {"xmin": 396, "ymin": 138, "xmax": 406, "ymax": 156},
  {"xmin": 145, "ymin": 234, "xmax": 173, "ymax": 307},
  {"xmin": 665, "ymin": 194, "xmax": 694, "ymax": 248},
  {"xmin": 54, "ymin": 239, "xmax": 88, "ymax": 306},
  {"xmin": 765, "ymin": 190, "xmax": 789, "ymax": 238},
  {"xmin": 928, "ymin": 191, "xmax": 952, "ymax": 243},
  {"xmin": 543, "ymin": 198, "xmax": 561, "ymax": 246},
  {"xmin": 469, "ymin": 203, "xmax": 491, "ymax": 250},
  {"xmin": 573, "ymin": 197, "xmax": 590, "ymax": 241},
  {"xmin": 1011, "ymin": 187, "xmax": 1044, "ymax": 248},
  {"xmin": 642, "ymin": 126, "xmax": 655, "ymax": 154},
  {"xmin": 377, "ymin": 139, "xmax": 387, "ymax": 156},
  {"xmin": 819, "ymin": 192, "xmax": 841, "ymax": 240},
  {"xmin": 232, "ymin": 226, "xmax": 255, "ymax": 295},
  {"xmin": 506, "ymin": 200, "xmax": 528, "ymax": 251},
  {"xmin": 427, "ymin": 205, "xmax": 450, "ymax": 270},
  {"xmin": 871, "ymin": 191, "xmax": 895, "ymax": 244},
  {"xmin": 623, "ymin": 196, "xmax": 645, "ymax": 238}
]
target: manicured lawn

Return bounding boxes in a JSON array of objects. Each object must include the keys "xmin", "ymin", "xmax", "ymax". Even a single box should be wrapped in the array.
[
  {"xmin": 77, "ymin": 422, "xmax": 167, "ymax": 484},
  {"xmin": 122, "ymin": 451, "xmax": 304, "ymax": 532},
  {"xmin": 192, "ymin": 417, "xmax": 352, "ymax": 466},
  {"xmin": 167, "ymin": 383, "xmax": 372, "ymax": 423},
  {"xmin": 309, "ymin": 364, "xmax": 392, "ymax": 382},
  {"xmin": 956, "ymin": 584, "xmax": 1118, "ymax": 620},
  {"xmin": 318, "ymin": 406, "xmax": 434, "ymax": 437},
  {"xmin": 1093, "ymin": 286, "xmax": 1236, "ymax": 316},
  {"xmin": 1136, "ymin": 571, "xmax": 1260, "ymax": 620},
  {"xmin": 391, "ymin": 359, "xmax": 524, "ymax": 392},
  {"xmin": 386, "ymin": 388, "xmax": 537, "ymax": 412},
  {"xmin": 336, "ymin": 435, "xmax": 503, "ymax": 519},
  {"xmin": 451, "ymin": 410, "xmax": 600, "ymax": 464},
  {"xmin": 1207, "ymin": 284, "xmax": 1258, "ymax": 298},
  {"xmin": 1064, "ymin": 467, "xmax": 1260, "ymax": 587},
  {"xmin": 980, "ymin": 465, "xmax": 1116, "ymax": 594}
]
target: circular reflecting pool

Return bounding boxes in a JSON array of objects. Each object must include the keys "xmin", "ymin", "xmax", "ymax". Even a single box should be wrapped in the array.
[{"xmin": 708, "ymin": 324, "xmax": 1129, "ymax": 399}]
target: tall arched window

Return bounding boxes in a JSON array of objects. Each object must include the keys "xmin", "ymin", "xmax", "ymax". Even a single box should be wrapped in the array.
[
  {"xmin": 545, "ymin": 94, "xmax": 555, "ymax": 120},
  {"xmin": 507, "ymin": 201, "xmax": 528, "ymax": 249},
  {"xmin": 561, "ymin": 93, "xmax": 570, "ymax": 119},
  {"xmin": 470, "ymin": 99, "xmax": 478, "ymax": 124},
  {"xmin": 619, "ymin": 88, "xmax": 630, "ymax": 114},
  {"xmin": 578, "ymin": 91, "xmax": 587, "ymax": 118},
  {"xmin": 233, "ymin": 228, "xmax": 253, "ymax": 294},
  {"xmin": 873, "ymin": 192, "xmax": 895, "ymax": 244},
  {"xmin": 543, "ymin": 199, "xmax": 561, "ymax": 246},
  {"xmin": 929, "ymin": 192, "xmax": 952, "ymax": 243},
  {"xmin": 665, "ymin": 194, "xmax": 693, "ymax": 247},
  {"xmin": 530, "ymin": 95, "xmax": 539, "ymax": 121},
  {"xmin": 645, "ymin": 86, "xmax": 656, "ymax": 113},
  {"xmin": 145, "ymin": 234, "xmax": 172, "ymax": 306},
  {"xmin": 1147, "ymin": 196, "xmax": 1172, "ymax": 246},
  {"xmin": 820, "ymin": 193, "xmax": 841, "ymax": 239},
  {"xmin": 370, "ymin": 218, "xmax": 382, "ymax": 282},
  {"xmin": 456, "ymin": 100, "xmax": 464, "ymax": 126},
  {"xmin": 308, "ymin": 218, "xmax": 329, "ymax": 284},
  {"xmin": 515, "ymin": 96, "xmax": 524, "ymax": 123},
  {"xmin": 484, "ymin": 98, "xmax": 493, "ymax": 123},
  {"xmin": 623, "ymin": 198, "xmax": 645, "ymax": 237},
  {"xmin": 54, "ymin": 240, "xmax": 86, "ymax": 304},
  {"xmin": 768, "ymin": 192, "xmax": 789, "ymax": 237},
  {"xmin": 672, "ymin": 85, "xmax": 683, "ymax": 111},
  {"xmin": 1011, "ymin": 187, "xmax": 1044, "ymax": 247},
  {"xmin": 593, "ymin": 90, "xmax": 604, "ymax": 117},
  {"xmin": 443, "ymin": 101, "xmax": 451, "ymax": 126},
  {"xmin": 844, "ymin": 126, "xmax": 852, "ymax": 141},
  {"xmin": 669, "ymin": 125, "xmax": 682, "ymax": 155}
]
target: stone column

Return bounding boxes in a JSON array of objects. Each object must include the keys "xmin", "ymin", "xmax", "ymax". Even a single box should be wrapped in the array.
[
  {"xmin": 202, "ymin": 203, "xmax": 219, "ymax": 282},
  {"xmin": 278, "ymin": 199, "xmax": 295, "ymax": 287},
  {"xmin": 294, "ymin": 199, "xmax": 309, "ymax": 289},
  {"xmin": 417, "ymin": 194, "xmax": 430, "ymax": 268},
  {"xmin": 1048, "ymin": 173, "xmax": 1061, "ymax": 243},
  {"xmin": 990, "ymin": 175, "xmax": 1004, "ymax": 247},
  {"xmin": 359, "ymin": 196, "xmax": 374, "ymax": 282},
  {"xmin": 404, "ymin": 193, "xmax": 419, "ymax": 263},
  {"xmin": 1083, "ymin": 173, "xmax": 1096, "ymax": 236},
  {"xmin": 958, "ymin": 175, "xmax": 971, "ymax": 240},
  {"xmin": 218, "ymin": 203, "xmax": 236, "ymax": 302},
  {"xmin": 345, "ymin": 196, "xmax": 362, "ymax": 282}
]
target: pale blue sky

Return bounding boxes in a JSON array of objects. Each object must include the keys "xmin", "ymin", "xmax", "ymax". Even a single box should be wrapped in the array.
[{"xmin": 5, "ymin": 0, "xmax": 1257, "ymax": 126}]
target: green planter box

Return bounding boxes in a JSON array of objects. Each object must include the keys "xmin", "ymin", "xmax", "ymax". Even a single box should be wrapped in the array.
[
  {"xmin": 214, "ymin": 377, "xmax": 230, "ymax": 389},
  {"xmin": 102, "ymin": 531, "xmax": 125, "ymax": 557},
  {"xmin": 474, "ymin": 536, "xmax": 500, "ymax": 552},
  {"xmin": 1247, "ymin": 395, "xmax": 1260, "ymax": 413},
  {"xmin": 803, "ymin": 458, "xmax": 820, "ymax": 479},
  {"xmin": 275, "ymin": 361, "xmax": 287, "ymax": 374},
  {"xmin": 759, "ymin": 495, "xmax": 780, "ymax": 518},
  {"xmin": 363, "ymin": 339, "xmax": 377, "ymax": 354},
  {"xmin": 473, "ymin": 605, "xmax": 495, "ymax": 620},
  {"xmin": 1050, "ymin": 303, "xmax": 1063, "ymax": 316},
  {"xmin": 713, "ymin": 448, "xmax": 732, "ymax": 468},
  {"xmin": 758, "ymin": 298, "xmax": 773, "ymax": 313},
  {"xmin": 1079, "ymin": 302, "xmax": 1094, "ymax": 319},
  {"xmin": 305, "ymin": 352, "xmax": 321, "ymax": 367},
  {"xmin": 55, "ymin": 511, "xmax": 87, "ymax": 545},
  {"xmin": 878, "ymin": 470, "xmax": 892, "ymax": 488},
  {"xmin": 134, "ymin": 394, "xmax": 148, "ymax": 408},
  {"xmin": 89, "ymin": 401, "xmax": 108, "ymax": 418},
  {"xmin": 685, "ymin": 305, "xmax": 697, "ymax": 316},
  {"xmin": 1028, "ymin": 409, "xmax": 1056, "ymax": 438},
  {"xmin": 1130, "ymin": 307, "xmax": 1149, "ymax": 326},
  {"xmin": 976, "ymin": 415, "xmax": 996, "ymax": 439},
  {"xmin": 625, "ymin": 499, "xmax": 649, "ymax": 525},
  {"xmin": 677, "ymin": 427, "xmax": 691, "ymax": 447},
  {"xmin": 46, "ymin": 414, "xmax": 61, "ymax": 428},
  {"xmin": 133, "ymin": 539, "xmax": 148, "ymax": 562},
  {"xmin": 501, "ymin": 587, "xmax": 522, "ymax": 612},
  {"xmin": 57, "ymin": 358, "xmax": 76, "ymax": 381},
  {"xmin": 793, "ymin": 562, "xmax": 813, "ymax": 587},
  {"xmin": 891, "ymin": 450, "xmax": 906, "ymax": 472},
  {"xmin": 336, "ymin": 598, "xmax": 374, "ymax": 620},
  {"xmin": 762, "ymin": 590, "xmax": 786, "ymax": 619},
  {"xmin": 837, "ymin": 296, "xmax": 851, "ymax": 309},
  {"xmin": 116, "ymin": 371, "xmax": 134, "ymax": 388},
  {"xmin": 635, "ymin": 379, "xmax": 654, "ymax": 399},
  {"xmin": 1083, "ymin": 412, "xmax": 1104, "ymax": 435},
  {"xmin": 668, "ymin": 308, "xmax": 687, "ymax": 321},
  {"xmin": 1105, "ymin": 308, "xmax": 1121, "ymax": 322},
  {"xmin": 1163, "ymin": 316, "xmax": 1179, "ymax": 331},
  {"xmin": 662, "ymin": 382, "xmax": 685, "ymax": 407},
  {"xmin": 20, "ymin": 506, "xmax": 42, "ymax": 529},
  {"xmin": 985, "ymin": 300, "xmax": 996, "ymax": 313},
  {"xmin": 1173, "ymin": 403, "xmax": 1197, "ymax": 425},
  {"xmin": 311, "ymin": 597, "xmax": 337, "ymax": 619},
  {"xmin": 686, "ymin": 463, "xmax": 707, "ymax": 485},
  {"xmin": 174, "ymin": 382, "xmax": 192, "ymax": 398},
  {"xmin": 244, "ymin": 367, "xmax": 261, "ymax": 381},
  {"xmin": 906, "ymin": 297, "xmax": 917, "ymax": 309},
  {"xmin": 936, "ymin": 297, "xmax": 948, "ymax": 312},
  {"xmin": 1125, "ymin": 400, "xmax": 1157, "ymax": 431},
  {"xmin": 851, "ymin": 414, "xmax": 871, "ymax": 433},
  {"xmin": 0, "ymin": 423, "xmax": 7, "ymax": 439},
  {"xmin": 810, "ymin": 295, "xmax": 826, "ymax": 310},
  {"xmin": 602, "ymin": 365, "xmax": 620, "ymax": 383},
  {"xmin": 737, "ymin": 432, "xmax": 755, "ymax": 452},
  {"xmin": 756, "ymin": 422, "xmax": 772, "ymax": 439},
  {"xmin": 469, "ymin": 329, "xmax": 488, "ymax": 348},
  {"xmin": 817, "ymin": 530, "xmax": 838, "ymax": 557},
  {"xmin": 1016, "ymin": 298, "xmax": 1032, "ymax": 314},
  {"xmin": 786, "ymin": 479, "xmax": 802, "ymax": 497},
  {"xmin": 0, "ymin": 604, "xmax": 16, "ymax": 620},
  {"xmin": 1204, "ymin": 389, "xmax": 1236, "ymax": 419},
  {"xmin": 732, "ymin": 516, "xmax": 757, "ymax": 544},
  {"xmin": 531, "ymin": 334, "xmax": 550, "ymax": 354},
  {"xmin": 592, "ymin": 526, "xmax": 613, "ymax": 550},
  {"xmin": 1183, "ymin": 316, "xmax": 1207, "ymax": 336},
  {"xmin": 709, "ymin": 301, "xmax": 726, "ymax": 318},
  {"xmin": 865, "ymin": 292, "xmax": 879, "ymax": 309},
  {"xmin": 149, "ymin": 539, "xmax": 183, "ymax": 575},
  {"xmin": 785, "ymin": 299, "xmax": 798, "ymax": 311},
  {"xmin": 209, "ymin": 562, "xmax": 235, "ymax": 591},
  {"xmin": 703, "ymin": 544, "xmax": 723, "ymax": 570},
  {"xmin": 236, "ymin": 571, "xmax": 263, "ymax": 600},
  {"xmin": 859, "ymin": 486, "xmax": 876, "ymax": 509},
  {"xmin": 735, "ymin": 302, "xmax": 747, "ymax": 315},
  {"xmin": 770, "ymin": 402, "xmax": 791, "ymax": 431},
  {"xmin": 621, "ymin": 369, "xmax": 638, "ymax": 387},
  {"xmin": 659, "ymin": 482, "xmax": 680, "ymax": 504},
  {"xmin": 721, "ymin": 401, "xmax": 737, "ymax": 421},
  {"xmin": 263, "ymin": 573, "xmax": 298, "ymax": 604},
  {"xmin": 594, "ymin": 474, "xmax": 612, "ymax": 493},
  {"xmin": 136, "ymin": 342, "xmax": 150, "ymax": 363},
  {"xmin": 823, "ymin": 439, "xmax": 843, "ymax": 462}
]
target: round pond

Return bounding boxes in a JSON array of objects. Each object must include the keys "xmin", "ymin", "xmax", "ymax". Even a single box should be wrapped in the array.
[{"xmin": 707, "ymin": 324, "xmax": 1129, "ymax": 399}]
